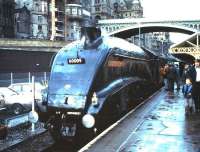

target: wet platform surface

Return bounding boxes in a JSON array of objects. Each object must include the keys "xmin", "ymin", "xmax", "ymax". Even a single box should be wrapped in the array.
[{"xmin": 80, "ymin": 89, "xmax": 200, "ymax": 152}]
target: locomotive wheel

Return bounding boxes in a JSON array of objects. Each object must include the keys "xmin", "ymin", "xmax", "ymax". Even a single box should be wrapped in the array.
[
  {"xmin": 118, "ymin": 89, "xmax": 128, "ymax": 117},
  {"xmin": 0, "ymin": 99, "xmax": 5, "ymax": 107},
  {"xmin": 50, "ymin": 128, "xmax": 62, "ymax": 142},
  {"xmin": 49, "ymin": 122, "xmax": 77, "ymax": 143},
  {"xmin": 47, "ymin": 116, "xmax": 62, "ymax": 142}
]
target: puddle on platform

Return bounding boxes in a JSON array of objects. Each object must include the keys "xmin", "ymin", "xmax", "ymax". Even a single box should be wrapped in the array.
[{"xmin": 160, "ymin": 121, "xmax": 184, "ymax": 136}]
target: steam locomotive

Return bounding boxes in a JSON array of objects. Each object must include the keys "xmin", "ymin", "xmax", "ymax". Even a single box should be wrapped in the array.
[{"xmin": 44, "ymin": 34, "xmax": 162, "ymax": 141}]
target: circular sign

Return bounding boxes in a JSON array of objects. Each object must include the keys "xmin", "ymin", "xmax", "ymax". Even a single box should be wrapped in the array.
[{"xmin": 28, "ymin": 111, "xmax": 39, "ymax": 123}]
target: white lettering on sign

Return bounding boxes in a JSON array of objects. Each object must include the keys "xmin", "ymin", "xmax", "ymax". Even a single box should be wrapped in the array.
[{"xmin": 67, "ymin": 58, "xmax": 85, "ymax": 64}]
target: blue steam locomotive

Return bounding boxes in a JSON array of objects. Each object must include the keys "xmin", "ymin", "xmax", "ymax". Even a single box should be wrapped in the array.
[{"xmin": 44, "ymin": 23, "xmax": 162, "ymax": 141}]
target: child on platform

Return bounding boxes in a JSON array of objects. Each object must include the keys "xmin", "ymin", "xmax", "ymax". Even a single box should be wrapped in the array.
[{"xmin": 182, "ymin": 78, "xmax": 194, "ymax": 115}]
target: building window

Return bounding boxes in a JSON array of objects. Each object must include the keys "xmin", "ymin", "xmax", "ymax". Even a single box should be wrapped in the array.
[
  {"xmin": 38, "ymin": 16, "xmax": 42, "ymax": 23},
  {"xmin": 71, "ymin": 33, "xmax": 74, "ymax": 38},
  {"xmin": 78, "ymin": 9, "xmax": 82, "ymax": 16},
  {"xmin": 65, "ymin": 7, "xmax": 70, "ymax": 14},
  {"xmin": 95, "ymin": 7, "xmax": 100, "ymax": 12},
  {"xmin": 95, "ymin": 0, "xmax": 100, "ymax": 4},
  {"xmin": 71, "ymin": 8, "xmax": 77, "ymax": 15},
  {"xmin": 41, "ymin": 1, "xmax": 47, "ymax": 13},
  {"xmin": 38, "ymin": 25, "xmax": 42, "ymax": 30},
  {"xmin": 35, "ymin": 3, "xmax": 39, "ymax": 12}
]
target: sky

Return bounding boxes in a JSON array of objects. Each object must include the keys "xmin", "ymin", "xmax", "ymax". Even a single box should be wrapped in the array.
[
  {"xmin": 141, "ymin": 0, "xmax": 200, "ymax": 20},
  {"xmin": 140, "ymin": 0, "xmax": 200, "ymax": 43}
]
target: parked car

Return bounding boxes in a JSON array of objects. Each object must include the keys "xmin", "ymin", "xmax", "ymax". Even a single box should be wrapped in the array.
[
  {"xmin": 0, "ymin": 87, "xmax": 26, "ymax": 114},
  {"xmin": 8, "ymin": 82, "xmax": 45, "ymax": 99},
  {"xmin": 0, "ymin": 82, "xmax": 47, "ymax": 115},
  {"xmin": 0, "ymin": 91, "xmax": 6, "ymax": 110}
]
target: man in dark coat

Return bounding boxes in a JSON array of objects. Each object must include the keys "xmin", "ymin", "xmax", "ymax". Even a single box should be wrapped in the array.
[
  {"xmin": 192, "ymin": 61, "xmax": 200, "ymax": 112},
  {"xmin": 166, "ymin": 64, "xmax": 177, "ymax": 91},
  {"xmin": 188, "ymin": 64, "xmax": 197, "ymax": 84}
]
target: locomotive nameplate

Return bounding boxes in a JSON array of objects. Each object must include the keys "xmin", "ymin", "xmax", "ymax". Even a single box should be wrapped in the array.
[{"xmin": 67, "ymin": 58, "xmax": 85, "ymax": 64}]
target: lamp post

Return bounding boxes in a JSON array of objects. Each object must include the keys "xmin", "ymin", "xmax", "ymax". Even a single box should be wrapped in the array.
[
  {"xmin": 138, "ymin": 22, "xmax": 141, "ymax": 47},
  {"xmin": 161, "ymin": 38, "xmax": 164, "ymax": 56},
  {"xmin": 50, "ymin": 0, "xmax": 55, "ymax": 41}
]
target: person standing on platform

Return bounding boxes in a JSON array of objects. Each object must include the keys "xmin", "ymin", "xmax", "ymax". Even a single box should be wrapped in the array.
[
  {"xmin": 159, "ymin": 65, "xmax": 167, "ymax": 87},
  {"xmin": 164, "ymin": 64, "xmax": 170, "ymax": 90},
  {"xmin": 188, "ymin": 64, "xmax": 197, "ymax": 84},
  {"xmin": 182, "ymin": 78, "xmax": 194, "ymax": 115},
  {"xmin": 174, "ymin": 64, "xmax": 180, "ymax": 90},
  {"xmin": 182, "ymin": 63, "xmax": 196, "ymax": 85},
  {"xmin": 192, "ymin": 60, "xmax": 200, "ymax": 112},
  {"xmin": 166, "ymin": 64, "xmax": 177, "ymax": 92},
  {"xmin": 182, "ymin": 64, "xmax": 190, "ymax": 83}
]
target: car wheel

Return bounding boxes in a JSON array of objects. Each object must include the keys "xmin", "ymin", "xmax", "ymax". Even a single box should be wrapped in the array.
[
  {"xmin": 12, "ymin": 103, "xmax": 24, "ymax": 115},
  {"xmin": 0, "ymin": 99, "xmax": 5, "ymax": 107}
]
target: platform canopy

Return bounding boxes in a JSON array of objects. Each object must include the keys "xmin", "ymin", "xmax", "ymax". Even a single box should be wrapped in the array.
[{"xmin": 169, "ymin": 32, "xmax": 200, "ymax": 63}]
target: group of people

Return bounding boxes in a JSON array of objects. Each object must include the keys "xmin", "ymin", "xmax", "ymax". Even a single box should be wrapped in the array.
[
  {"xmin": 160, "ymin": 60, "xmax": 200, "ymax": 115},
  {"xmin": 160, "ymin": 63, "xmax": 180, "ymax": 92}
]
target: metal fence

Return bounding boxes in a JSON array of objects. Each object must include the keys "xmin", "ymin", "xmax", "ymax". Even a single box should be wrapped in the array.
[{"xmin": 0, "ymin": 72, "xmax": 50, "ymax": 87}]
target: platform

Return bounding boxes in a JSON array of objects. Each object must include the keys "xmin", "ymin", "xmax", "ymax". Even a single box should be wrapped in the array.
[{"xmin": 79, "ymin": 89, "xmax": 200, "ymax": 152}]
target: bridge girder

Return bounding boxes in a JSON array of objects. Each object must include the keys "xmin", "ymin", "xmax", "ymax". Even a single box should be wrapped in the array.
[
  {"xmin": 98, "ymin": 18, "xmax": 200, "ymax": 34},
  {"xmin": 107, "ymin": 23, "xmax": 198, "ymax": 38}
]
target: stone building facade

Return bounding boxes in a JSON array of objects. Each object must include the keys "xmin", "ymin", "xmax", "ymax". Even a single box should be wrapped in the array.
[
  {"xmin": 113, "ymin": 0, "xmax": 143, "ymax": 19},
  {"xmin": 15, "ymin": 0, "xmax": 48, "ymax": 39},
  {"xmin": 31, "ymin": 0, "xmax": 48, "ymax": 39},
  {"xmin": 15, "ymin": 6, "xmax": 30, "ymax": 39},
  {"xmin": 91, "ymin": 0, "xmax": 113, "ymax": 20},
  {"xmin": 48, "ymin": 0, "xmax": 91, "ymax": 41}
]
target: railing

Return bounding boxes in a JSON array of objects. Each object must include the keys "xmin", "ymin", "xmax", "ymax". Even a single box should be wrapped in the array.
[{"xmin": 0, "ymin": 72, "xmax": 50, "ymax": 87}]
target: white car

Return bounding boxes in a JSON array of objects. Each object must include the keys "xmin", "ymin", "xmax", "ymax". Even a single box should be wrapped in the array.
[
  {"xmin": 0, "ymin": 87, "xmax": 27, "ymax": 114},
  {"xmin": 8, "ymin": 82, "xmax": 45, "ymax": 99},
  {"xmin": 0, "ymin": 83, "xmax": 46, "ymax": 115},
  {"xmin": 0, "ymin": 90, "xmax": 6, "ymax": 110}
]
